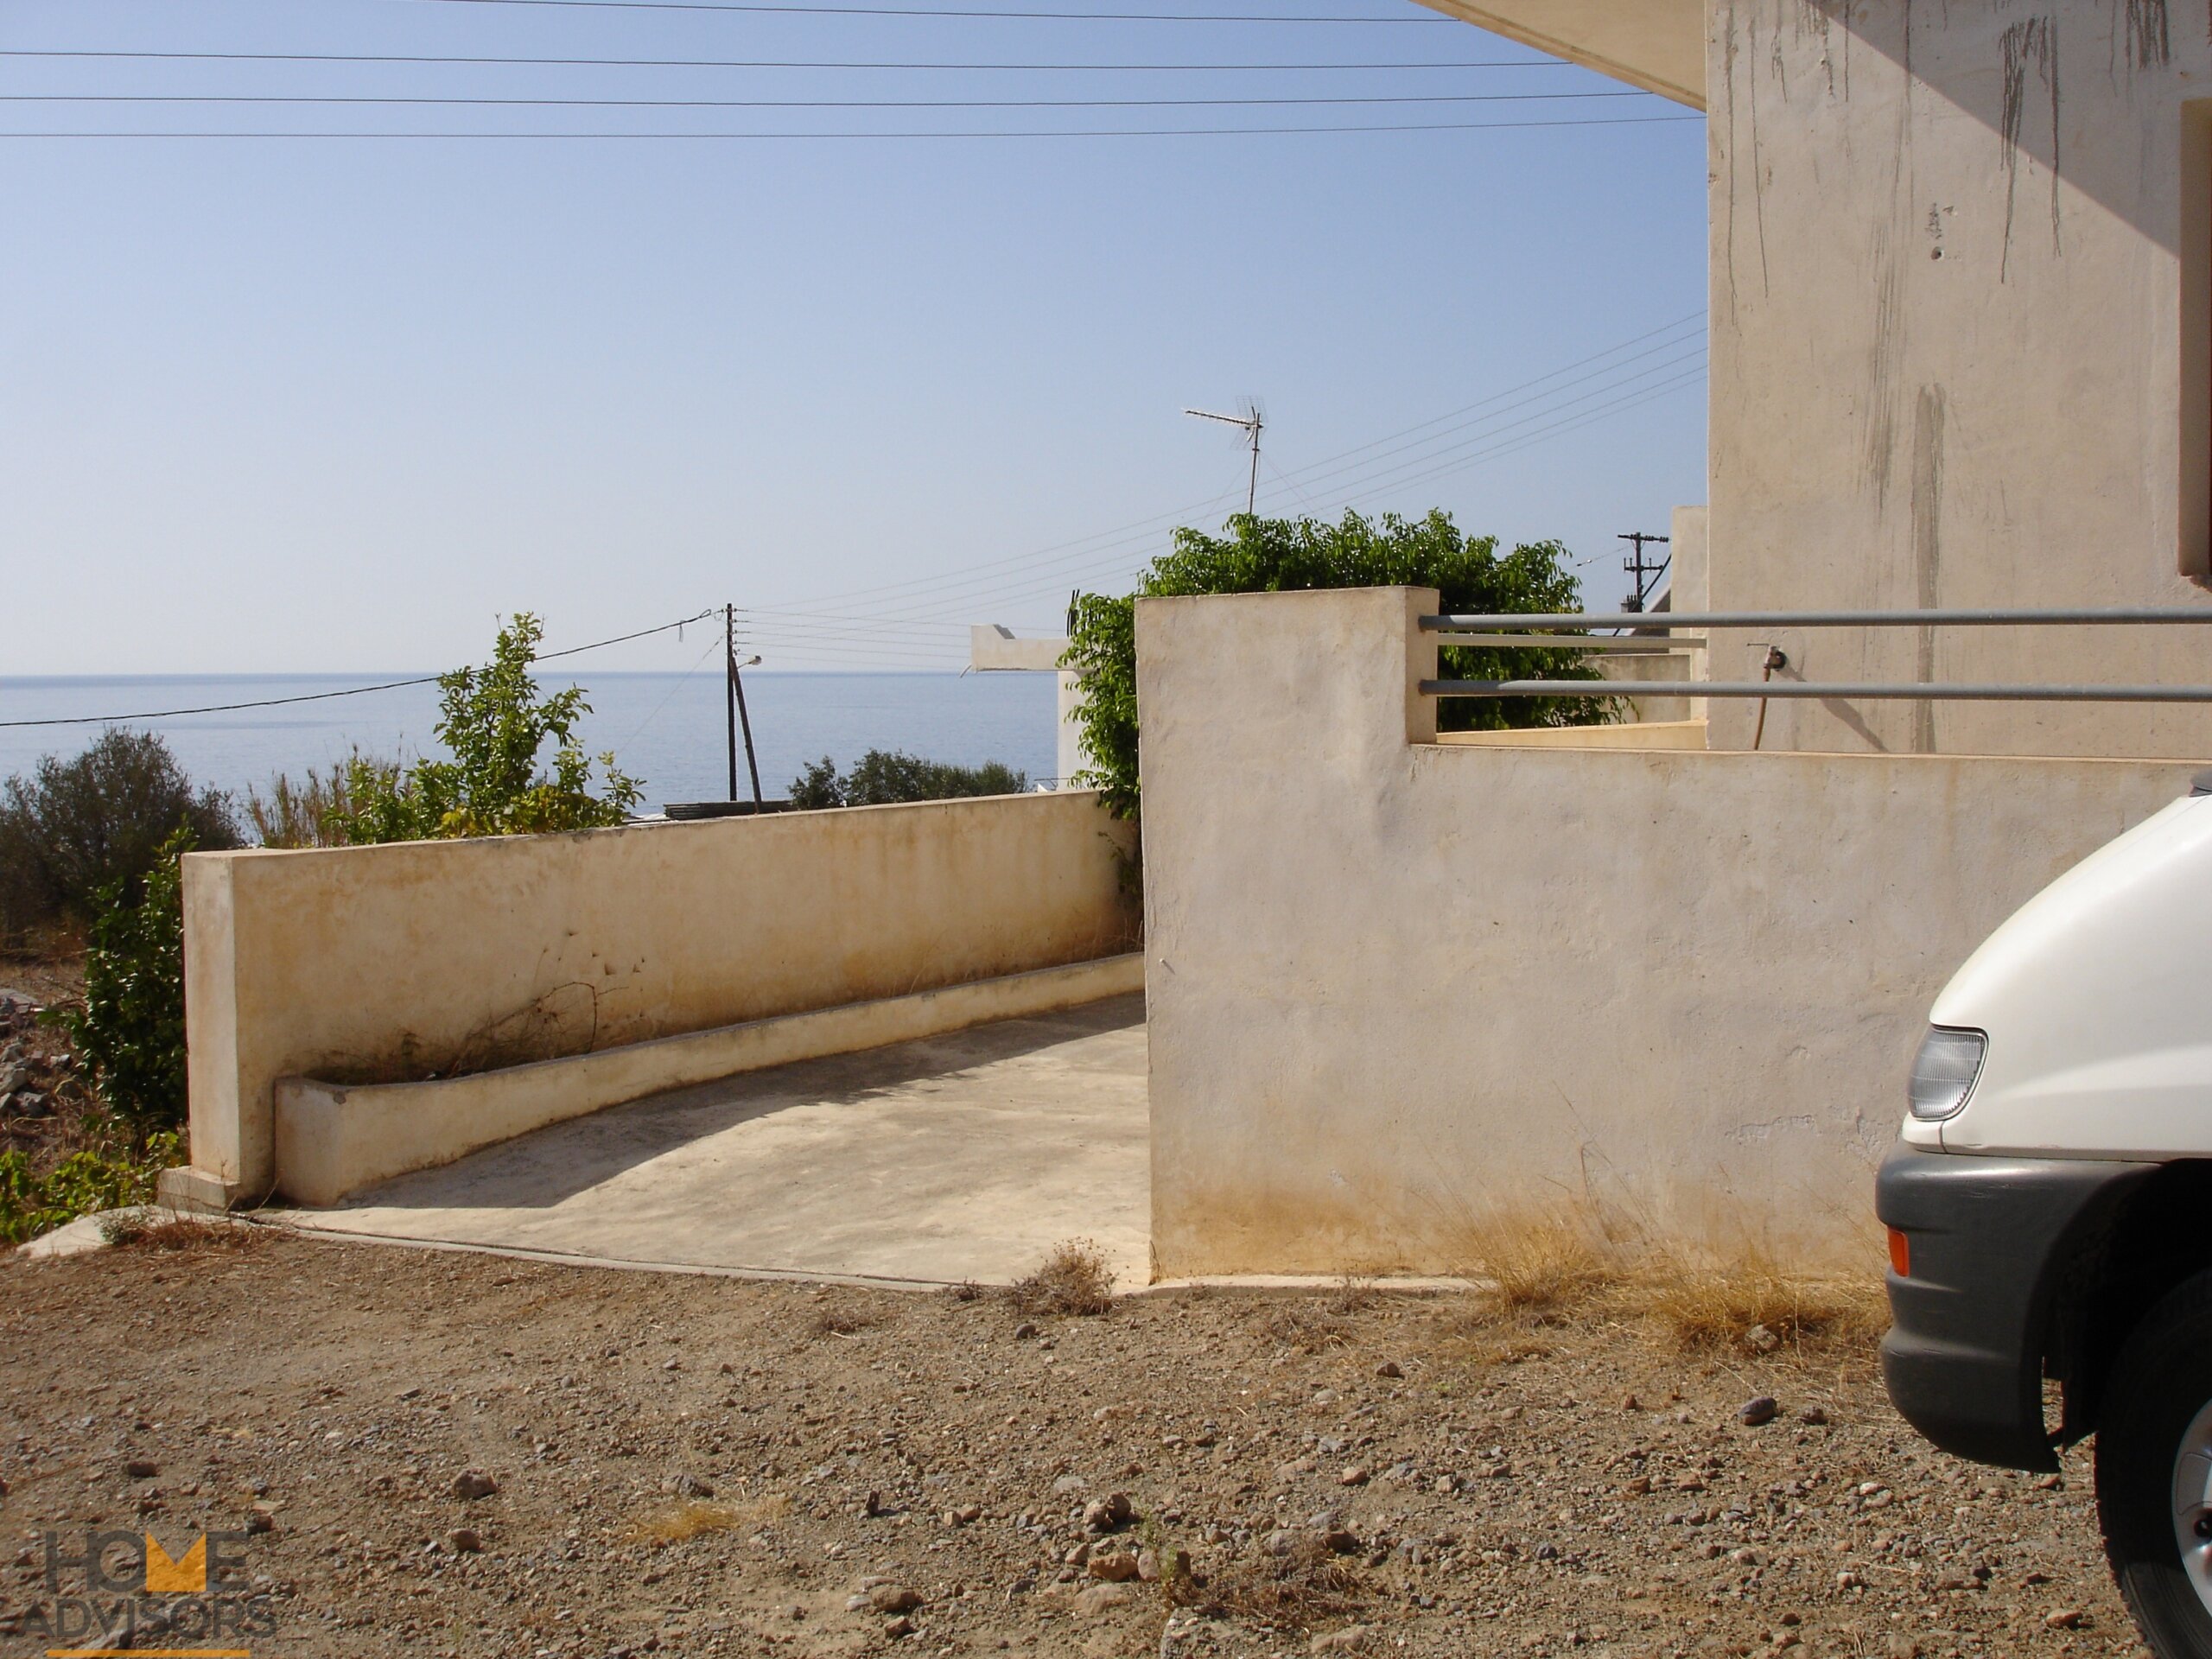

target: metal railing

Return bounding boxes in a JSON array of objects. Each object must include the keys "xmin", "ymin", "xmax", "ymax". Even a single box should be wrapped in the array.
[{"xmin": 1418, "ymin": 607, "xmax": 2212, "ymax": 704}]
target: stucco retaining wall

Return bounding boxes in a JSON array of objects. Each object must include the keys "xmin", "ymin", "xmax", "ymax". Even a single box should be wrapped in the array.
[
  {"xmin": 1138, "ymin": 587, "xmax": 2204, "ymax": 1274},
  {"xmin": 173, "ymin": 791, "xmax": 1138, "ymax": 1205}
]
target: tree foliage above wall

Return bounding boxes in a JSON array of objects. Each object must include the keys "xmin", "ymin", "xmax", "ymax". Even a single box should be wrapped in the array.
[{"xmin": 1061, "ymin": 510, "xmax": 1612, "ymax": 818}]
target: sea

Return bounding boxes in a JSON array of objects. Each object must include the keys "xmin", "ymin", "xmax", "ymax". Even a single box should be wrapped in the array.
[{"xmin": 0, "ymin": 671, "xmax": 1064, "ymax": 817}]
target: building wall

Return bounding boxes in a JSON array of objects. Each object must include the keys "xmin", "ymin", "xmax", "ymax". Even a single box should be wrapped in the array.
[
  {"xmin": 1707, "ymin": 1, "xmax": 2212, "ymax": 757},
  {"xmin": 1139, "ymin": 586, "xmax": 2197, "ymax": 1274},
  {"xmin": 181, "ymin": 791, "xmax": 1138, "ymax": 1202}
]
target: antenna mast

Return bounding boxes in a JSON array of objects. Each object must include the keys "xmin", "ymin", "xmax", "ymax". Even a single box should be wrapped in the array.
[{"xmin": 1185, "ymin": 404, "xmax": 1264, "ymax": 517}]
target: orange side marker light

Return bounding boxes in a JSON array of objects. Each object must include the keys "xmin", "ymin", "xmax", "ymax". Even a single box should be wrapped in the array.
[{"xmin": 1887, "ymin": 1226, "xmax": 1911, "ymax": 1278}]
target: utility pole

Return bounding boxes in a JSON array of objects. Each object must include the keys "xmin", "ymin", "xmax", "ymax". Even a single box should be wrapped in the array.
[
  {"xmin": 723, "ymin": 604, "xmax": 765, "ymax": 807},
  {"xmin": 725, "ymin": 603, "xmax": 739, "ymax": 803},
  {"xmin": 1185, "ymin": 405, "xmax": 1264, "ymax": 517},
  {"xmin": 1618, "ymin": 531, "xmax": 1672, "ymax": 614}
]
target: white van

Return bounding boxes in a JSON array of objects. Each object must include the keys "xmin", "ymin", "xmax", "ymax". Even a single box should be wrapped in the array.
[{"xmin": 1879, "ymin": 773, "xmax": 2212, "ymax": 1658}]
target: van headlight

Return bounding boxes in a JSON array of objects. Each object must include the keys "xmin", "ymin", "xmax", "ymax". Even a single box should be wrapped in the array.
[{"xmin": 1909, "ymin": 1026, "xmax": 1987, "ymax": 1122}]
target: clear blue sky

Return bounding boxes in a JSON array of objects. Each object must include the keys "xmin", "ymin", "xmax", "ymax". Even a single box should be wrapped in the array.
[{"xmin": 2, "ymin": 0, "xmax": 1707, "ymax": 676}]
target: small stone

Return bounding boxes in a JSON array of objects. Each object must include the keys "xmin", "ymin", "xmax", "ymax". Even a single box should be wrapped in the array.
[
  {"xmin": 1796, "ymin": 1406, "xmax": 1828, "ymax": 1426},
  {"xmin": 1433, "ymin": 1475, "xmax": 1458, "ymax": 1496},
  {"xmin": 953, "ymin": 1503, "xmax": 982, "ymax": 1525},
  {"xmin": 1064, "ymin": 1542, "xmax": 1091, "ymax": 1567},
  {"xmin": 1337, "ymin": 1465, "xmax": 1370, "ymax": 1487},
  {"xmin": 243, "ymin": 1510, "xmax": 274, "ymax": 1535},
  {"xmin": 1261, "ymin": 1529, "xmax": 1299, "ymax": 1558},
  {"xmin": 1836, "ymin": 1571, "xmax": 1862, "ymax": 1589},
  {"xmin": 868, "ymin": 1586, "xmax": 923, "ymax": 1615},
  {"xmin": 1088, "ymin": 1553, "xmax": 1141, "ymax": 1583},
  {"xmin": 446, "ymin": 1529, "xmax": 481, "ymax": 1554},
  {"xmin": 1072, "ymin": 1583, "xmax": 1133, "ymax": 1616},
  {"xmin": 124, "ymin": 1459, "xmax": 158, "ymax": 1480},
  {"xmin": 1320, "ymin": 1528, "xmax": 1361, "ymax": 1555},
  {"xmin": 1884, "ymin": 1637, "xmax": 1922, "ymax": 1658},
  {"xmin": 1373, "ymin": 1361, "xmax": 1402, "ymax": 1379},
  {"xmin": 844, "ymin": 1594, "xmax": 870, "ymax": 1612},
  {"xmin": 663, "ymin": 1473, "xmax": 714, "ymax": 1498},
  {"xmin": 1620, "ymin": 1475, "xmax": 1653, "ymax": 1496},
  {"xmin": 1533, "ymin": 1542, "xmax": 1560, "ymax": 1562},
  {"xmin": 1622, "ymin": 1394, "xmax": 1642, "ymax": 1411},
  {"xmin": 1052, "ymin": 1474, "xmax": 1087, "ymax": 1495},
  {"xmin": 884, "ymin": 1615, "xmax": 915, "ymax": 1639},
  {"xmin": 451, "ymin": 1470, "xmax": 499, "ymax": 1501},
  {"xmin": 1745, "ymin": 1324, "xmax": 1782, "ymax": 1353},
  {"xmin": 2044, "ymin": 1609, "xmax": 2083, "ymax": 1630},
  {"xmin": 1672, "ymin": 1474, "xmax": 1707, "ymax": 1492},
  {"xmin": 1309, "ymin": 1627, "xmax": 1372, "ymax": 1654},
  {"xmin": 2033, "ymin": 1473, "xmax": 2063, "ymax": 1491},
  {"xmin": 1737, "ymin": 1396, "xmax": 1780, "ymax": 1427},
  {"xmin": 1083, "ymin": 1491, "xmax": 1134, "ymax": 1533}
]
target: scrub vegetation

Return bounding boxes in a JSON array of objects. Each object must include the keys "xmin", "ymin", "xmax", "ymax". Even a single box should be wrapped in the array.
[
  {"xmin": 788, "ymin": 748, "xmax": 1028, "ymax": 809},
  {"xmin": 1063, "ymin": 510, "xmax": 1614, "ymax": 818}
]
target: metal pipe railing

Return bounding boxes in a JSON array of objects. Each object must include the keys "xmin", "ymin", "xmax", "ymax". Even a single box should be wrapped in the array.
[
  {"xmin": 1423, "ymin": 607, "xmax": 2212, "ymax": 632},
  {"xmin": 1423, "ymin": 679, "xmax": 2212, "ymax": 703}
]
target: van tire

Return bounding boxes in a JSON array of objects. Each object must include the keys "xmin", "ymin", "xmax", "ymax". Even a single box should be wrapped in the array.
[{"xmin": 2099, "ymin": 1269, "xmax": 2212, "ymax": 1659}]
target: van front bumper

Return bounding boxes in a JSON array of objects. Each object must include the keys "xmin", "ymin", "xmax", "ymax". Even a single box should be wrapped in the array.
[{"xmin": 1877, "ymin": 1141, "xmax": 2154, "ymax": 1470}]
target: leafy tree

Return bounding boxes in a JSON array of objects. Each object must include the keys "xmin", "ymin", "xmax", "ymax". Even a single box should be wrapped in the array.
[
  {"xmin": 1063, "ymin": 510, "xmax": 1612, "ymax": 817},
  {"xmin": 339, "ymin": 614, "xmax": 641, "ymax": 843},
  {"xmin": 789, "ymin": 750, "xmax": 1029, "ymax": 809},
  {"xmin": 0, "ymin": 730, "xmax": 238, "ymax": 936},
  {"xmin": 47, "ymin": 829, "xmax": 193, "ymax": 1135}
]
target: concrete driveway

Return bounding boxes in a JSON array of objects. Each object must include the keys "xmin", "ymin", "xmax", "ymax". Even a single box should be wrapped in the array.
[{"xmin": 281, "ymin": 994, "xmax": 1148, "ymax": 1289}]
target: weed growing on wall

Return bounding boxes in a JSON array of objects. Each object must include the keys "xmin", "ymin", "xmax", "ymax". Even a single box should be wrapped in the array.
[{"xmin": 1063, "ymin": 509, "xmax": 1613, "ymax": 818}]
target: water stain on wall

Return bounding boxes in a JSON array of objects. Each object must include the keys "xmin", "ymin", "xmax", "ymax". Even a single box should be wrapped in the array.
[{"xmin": 1999, "ymin": 16, "xmax": 2063, "ymax": 279}]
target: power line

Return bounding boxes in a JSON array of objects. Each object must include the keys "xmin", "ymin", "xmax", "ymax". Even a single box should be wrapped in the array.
[
  {"xmin": 0, "ymin": 48, "xmax": 1574, "ymax": 71},
  {"xmin": 0, "ymin": 112, "xmax": 1700, "ymax": 139},
  {"xmin": 10, "ymin": 91, "xmax": 1654, "ymax": 109},
  {"xmin": 402, "ymin": 0, "xmax": 1448, "ymax": 20},
  {"xmin": 0, "ymin": 609, "xmax": 716, "ymax": 729}
]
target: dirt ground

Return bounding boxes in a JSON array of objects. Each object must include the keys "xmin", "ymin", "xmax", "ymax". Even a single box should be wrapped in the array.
[{"xmin": 0, "ymin": 1228, "xmax": 2149, "ymax": 1659}]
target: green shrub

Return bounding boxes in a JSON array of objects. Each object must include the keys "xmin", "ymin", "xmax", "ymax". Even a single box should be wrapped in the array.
[
  {"xmin": 48, "ymin": 830, "xmax": 191, "ymax": 1135},
  {"xmin": 1063, "ymin": 509, "xmax": 1613, "ymax": 818},
  {"xmin": 0, "ymin": 729, "xmax": 238, "ymax": 936},
  {"xmin": 0, "ymin": 1129, "xmax": 180, "ymax": 1245},
  {"xmin": 789, "ymin": 750, "xmax": 1029, "ymax": 810},
  {"xmin": 245, "ymin": 751, "xmax": 402, "ymax": 849},
  {"xmin": 339, "ymin": 613, "xmax": 641, "ymax": 843}
]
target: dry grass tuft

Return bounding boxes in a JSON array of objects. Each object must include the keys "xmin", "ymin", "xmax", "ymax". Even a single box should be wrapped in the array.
[
  {"xmin": 627, "ymin": 1493, "xmax": 786, "ymax": 1546},
  {"xmin": 1194, "ymin": 1538, "xmax": 1369, "ymax": 1629},
  {"xmin": 810, "ymin": 1302, "xmax": 882, "ymax": 1338},
  {"xmin": 1452, "ymin": 1207, "xmax": 1624, "ymax": 1320},
  {"xmin": 102, "ymin": 1214, "xmax": 265, "ymax": 1253},
  {"xmin": 1648, "ymin": 1249, "xmax": 1888, "ymax": 1354},
  {"xmin": 1436, "ymin": 1203, "xmax": 1887, "ymax": 1358},
  {"xmin": 1253, "ymin": 1302, "xmax": 1357, "ymax": 1354},
  {"xmin": 1008, "ymin": 1238, "xmax": 1116, "ymax": 1318}
]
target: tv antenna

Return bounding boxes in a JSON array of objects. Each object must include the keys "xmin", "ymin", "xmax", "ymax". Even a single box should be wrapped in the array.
[{"xmin": 1185, "ymin": 403, "xmax": 1264, "ymax": 518}]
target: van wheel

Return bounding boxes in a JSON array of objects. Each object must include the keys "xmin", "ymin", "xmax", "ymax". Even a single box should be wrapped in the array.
[{"xmin": 2100, "ymin": 1270, "xmax": 2212, "ymax": 1659}]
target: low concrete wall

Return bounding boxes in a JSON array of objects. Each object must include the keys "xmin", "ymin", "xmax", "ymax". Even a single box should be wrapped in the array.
[
  {"xmin": 1437, "ymin": 720, "xmax": 1707, "ymax": 751},
  {"xmin": 174, "ymin": 791, "xmax": 1138, "ymax": 1205},
  {"xmin": 1137, "ymin": 586, "xmax": 2203, "ymax": 1274},
  {"xmin": 275, "ymin": 953, "xmax": 1143, "ymax": 1206}
]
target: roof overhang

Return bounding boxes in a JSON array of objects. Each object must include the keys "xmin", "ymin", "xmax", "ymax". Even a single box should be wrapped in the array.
[{"xmin": 1413, "ymin": 0, "xmax": 1705, "ymax": 110}]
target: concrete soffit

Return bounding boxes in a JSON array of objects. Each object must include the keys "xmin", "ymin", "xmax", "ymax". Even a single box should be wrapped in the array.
[{"xmin": 1413, "ymin": 0, "xmax": 1706, "ymax": 111}]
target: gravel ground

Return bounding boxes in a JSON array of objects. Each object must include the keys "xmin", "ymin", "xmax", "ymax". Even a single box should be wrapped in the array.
[{"xmin": 0, "ymin": 1227, "xmax": 2150, "ymax": 1659}]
